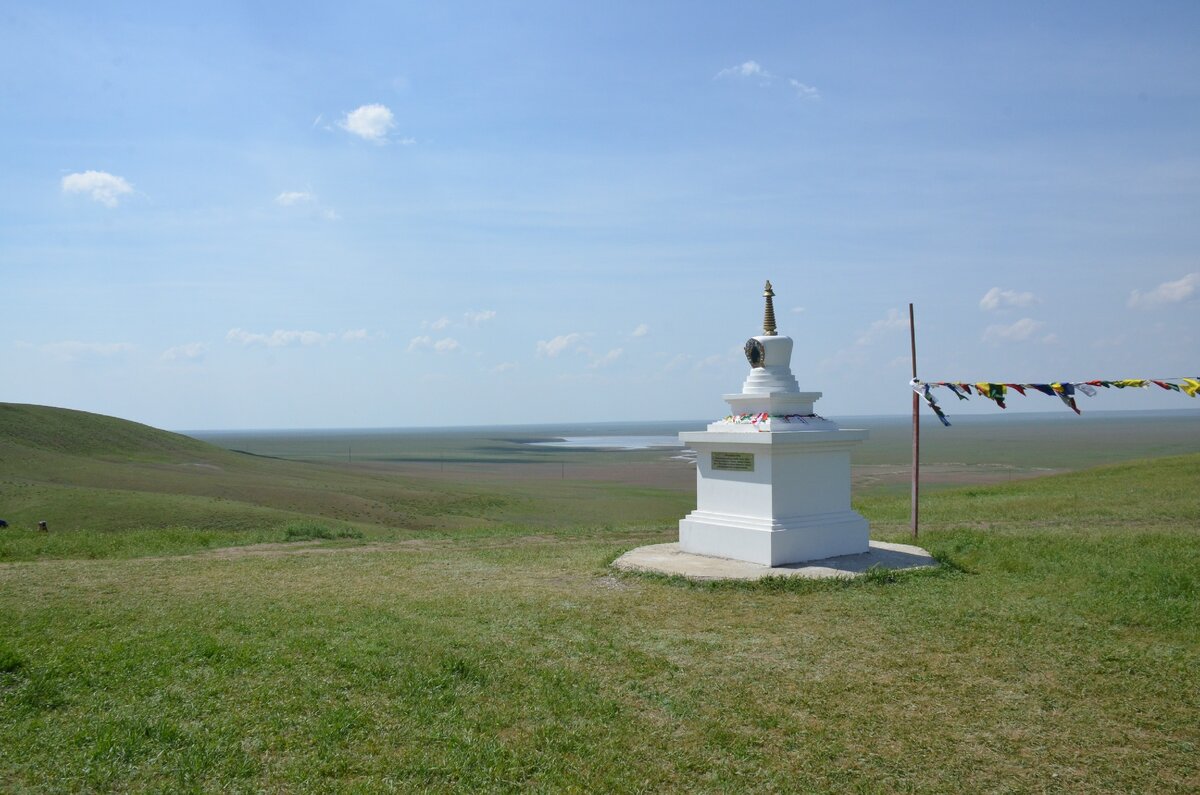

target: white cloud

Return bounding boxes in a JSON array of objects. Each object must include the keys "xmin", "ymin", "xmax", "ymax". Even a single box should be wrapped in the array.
[
  {"xmin": 226, "ymin": 328, "xmax": 335, "ymax": 347},
  {"xmin": 980, "ymin": 287, "xmax": 1038, "ymax": 311},
  {"xmin": 464, "ymin": 309, "xmax": 496, "ymax": 326},
  {"xmin": 339, "ymin": 104, "xmax": 396, "ymax": 142},
  {"xmin": 275, "ymin": 190, "xmax": 338, "ymax": 219},
  {"xmin": 788, "ymin": 78, "xmax": 820, "ymax": 100},
  {"xmin": 856, "ymin": 308, "xmax": 907, "ymax": 345},
  {"xmin": 717, "ymin": 60, "xmax": 772, "ymax": 80},
  {"xmin": 491, "ymin": 361, "xmax": 517, "ymax": 374},
  {"xmin": 792, "ymin": 306, "xmax": 806, "ymax": 314},
  {"xmin": 630, "ymin": 323, "xmax": 649, "ymax": 337},
  {"xmin": 717, "ymin": 62, "xmax": 820, "ymax": 99},
  {"xmin": 537, "ymin": 332, "xmax": 585, "ymax": 357},
  {"xmin": 275, "ymin": 190, "xmax": 315, "ymax": 206},
  {"xmin": 424, "ymin": 317, "xmax": 451, "ymax": 331},
  {"xmin": 408, "ymin": 335, "xmax": 460, "ymax": 353},
  {"xmin": 1128, "ymin": 272, "xmax": 1199, "ymax": 309},
  {"xmin": 161, "ymin": 342, "xmax": 207, "ymax": 362},
  {"xmin": 61, "ymin": 170, "xmax": 133, "ymax": 207},
  {"xmin": 40, "ymin": 340, "xmax": 134, "ymax": 360},
  {"xmin": 341, "ymin": 329, "xmax": 373, "ymax": 341},
  {"xmin": 588, "ymin": 348, "xmax": 623, "ymax": 369},
  {"xmin": 982, "ymin": 317, "xmax": 1045, "ymax": 343}
]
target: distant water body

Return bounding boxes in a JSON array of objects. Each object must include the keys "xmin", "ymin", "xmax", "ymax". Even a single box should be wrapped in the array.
[
  {"xmin": 527, "ymin": 435, "xmax": 684, "ymax": 450},
  {"xmin": 185, "ymin": 410, "xmax": 1199, "ymax": 469},
  {"xmin": 190, "ymin": 419, "xmax": 711, "ymax": 442}
]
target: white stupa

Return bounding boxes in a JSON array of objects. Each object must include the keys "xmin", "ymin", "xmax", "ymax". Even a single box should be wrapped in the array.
[{"xmin": 678, "ymin": 281, "xmax": 870, "ymax": 566}]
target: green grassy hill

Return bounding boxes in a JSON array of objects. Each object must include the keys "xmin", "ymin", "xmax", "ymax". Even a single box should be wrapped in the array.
[
  {"xmin": 0, "ymin": 403, "xmax": 692, "ymax": 560},
  {"xmin": 0, "ymin": 403, "xmax": 219, "ymax": 458}
]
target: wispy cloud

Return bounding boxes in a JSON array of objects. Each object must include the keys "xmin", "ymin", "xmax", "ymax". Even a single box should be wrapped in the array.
[
  {"xmin": 588, "ymin": 348, "xmax": 623, "ymax": 369},
  {"xmin": 422, "ymin": 311, "xmax": 495, "ymax": 331},
  {"xmin": 716, "ymin": 60, "xmax": 820, "ymax": 99},
  {"xmin": 407, "ymin": 335, "xmax": 460, "ymax": 353},
  {"xmin": 339, "ymin": 103, "xmax": 396, "ymax": 143},
  {"xmin": 788, "ymin": 78, "xmax": 820, "ymax": 100},
  {"xmin": 982, "ymin": 318, "xmax": 1045, "ymax": 343},
  {"xmin": 464, "ymin": 309, "xmax": 496, "ymax": 326},
  {"xmin": 275, "ymin": 190, "xmax": 315, "ymax": 206},
  {"xmin": 490, "ymin": 361, "xmax": 517, "ymax": 374},
  {"xmin": 980, "ymin": 287, "xmax": 1038, "ymax": 311},
  {"xmin": 537, "ymin": 332, "xmax": 585, "ymax": 357},
  {"xmin": 630, "ymin": 323, "xmax": 649, "ymax": 338},
  {"xmin": 274, "ymin": 189, "xmax": 340, "ymax": 220},
  {"xmin": 161, "ymin": 342, "xmax": 207, "ymax": 362},
  {"xmin": 717, "ymin": 60, "xmax": 772, "ymax": 81},
  {"xmin": 1128, "ymin": 272, "xmax": 1199, "ymax": 309},
  {"xmin": 340, "ymin": 329, "xmax": 377, "ymax": 341},
  {"xmin": 226, "ymin": 328, "xmax": 371, "ymax": 347},
  {"xmin": 38, "ymin": 340, "xmax": 134, "ymax": 360},
  {"xmin": 664, "ymin": 353, "xmax": 691, "ymax": 371},
  {"xmin": 856, "ymin": 308, "xmax": 907, "ymax": 345},
  {"xmin": 61, "ymin": 170, "xmax": 133, "ymax": 207}
]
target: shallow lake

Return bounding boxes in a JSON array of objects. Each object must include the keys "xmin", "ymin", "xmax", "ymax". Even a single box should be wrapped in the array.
[{"xmin": 526, "ymin": 435, "xmax": 684, "ymax": 450}]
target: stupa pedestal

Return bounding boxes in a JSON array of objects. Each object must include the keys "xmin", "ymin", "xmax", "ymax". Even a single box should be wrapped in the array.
[{"xmin": 678, "ymin": 282, "xmax": 870, "ymax": 566}]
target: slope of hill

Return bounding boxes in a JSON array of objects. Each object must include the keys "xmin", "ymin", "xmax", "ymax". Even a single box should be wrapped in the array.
[
  {"xmin": 0, "ymin": 404, "xmax": 691, "ymax": 560},
  {"xmin": 0, "ymin": 403, "xmax": 219, "ymax": 458}
]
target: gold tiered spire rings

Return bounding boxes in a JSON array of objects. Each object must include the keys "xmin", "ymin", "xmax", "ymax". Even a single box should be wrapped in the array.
[{"xmin": 762, "ymin": 280, "xmax": 777, "ymax": 336}]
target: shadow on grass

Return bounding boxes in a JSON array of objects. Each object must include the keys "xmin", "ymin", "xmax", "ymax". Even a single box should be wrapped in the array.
[
  {"xmin": 610, "ymin": 558, "xmax": 963, "ymax": 594},
  {"xmin": 281, "ymin": 520, "xmax": 364, "ymax": 542}
]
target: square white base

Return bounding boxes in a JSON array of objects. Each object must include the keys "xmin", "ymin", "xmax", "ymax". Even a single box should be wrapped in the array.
[{"xmin": 679, "ymin": 509, "xmax": 869, "ymax": 567}]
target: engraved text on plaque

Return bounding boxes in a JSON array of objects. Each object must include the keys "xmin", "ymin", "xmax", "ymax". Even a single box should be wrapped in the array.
[{"xmin": 711, "ymin": 451, "xmax": 755, "ymax": 472}]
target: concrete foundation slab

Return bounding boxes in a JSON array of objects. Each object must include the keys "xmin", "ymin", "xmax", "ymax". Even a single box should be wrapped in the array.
[{"xmin": 612, "ymin": 540, "xmax": 937, "ymax": 581}]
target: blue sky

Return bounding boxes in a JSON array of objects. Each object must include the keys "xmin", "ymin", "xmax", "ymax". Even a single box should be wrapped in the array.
[{"xmin": 3, "ymin": 1, "xmax": 1198, "ymax": 429}]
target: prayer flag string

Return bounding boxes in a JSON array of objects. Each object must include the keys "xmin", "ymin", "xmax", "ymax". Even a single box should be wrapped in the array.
[{"xmin": 909, "ymin": 377, "xmax": 1200, "ymax": 425}]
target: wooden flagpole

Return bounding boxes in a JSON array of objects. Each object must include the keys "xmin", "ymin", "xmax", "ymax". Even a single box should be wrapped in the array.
[{"xmin": 909, "ymin": 303, "xmax": 919, "ymax": 539}]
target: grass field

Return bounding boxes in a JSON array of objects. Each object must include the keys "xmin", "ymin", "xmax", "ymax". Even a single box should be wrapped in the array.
[{"xmin": 1, "ymin": 403, "xmax": 1198, "ymax": 791}]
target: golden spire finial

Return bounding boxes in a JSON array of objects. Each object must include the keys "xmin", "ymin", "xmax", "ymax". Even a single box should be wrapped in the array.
[{"xmin": 762, "ymin": 280, "xmax": 777, "ymax": 336}]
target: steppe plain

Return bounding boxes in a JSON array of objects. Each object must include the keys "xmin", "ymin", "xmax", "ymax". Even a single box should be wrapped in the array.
[{"xmin": 1, "ymin": 403, "xmax": 1198, "ymax": 792}]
